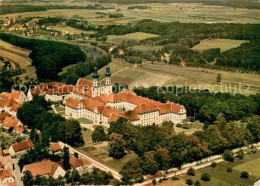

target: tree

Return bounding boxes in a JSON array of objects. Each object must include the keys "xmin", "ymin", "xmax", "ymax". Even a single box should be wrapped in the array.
[
  {"xmin": 240, "ymin": 171, "xmax": 249, "ymax": 178},
  {"xmin": 71, "ymin": 168, "xmax": 80, "ymax": 184},
  {"xmin": 223, "ymin": 150, "xmax": 234, "ymax": 162},
  {"xmin": 201, "ymin": 173, "xmax": 211, "ymax": 181},
  {"xmin": 142, "ymin": 151, "xmax": 159, "ymax": 175},
  {"xmin": 186, "ymin": 178, "xmax": 193, "ymax": 185},
  {"xmin": 120, "ymin": 157, "xmax": 143, "ymax": 184},
  {"xmin": 154, "ymin": 148, "xmax": 172, "ymax": 170},
  {"xmin": 195, "ymin": 180, "xmax": 201, "ymax": 186},
  {"xmin": 92, "ymin": 126, "xmax": 107, "ymax": 143},
  {"xmin": 211, "ymin": 162, "xmax": 217, "ymax": 167},
  {"xmin": 236, "ymin": 149, "xmax": 244, "ymax": 160},
  {"xmin": 22, "ymin": 171, "xmax": 33, "ymax": 186},
  {"xmin": 64, "ymin": 119, "xmax": 84, "ymax": 147},
  {"xmin": 109, "ymin": 133, "xmax": 126, "ymax": 159},
  {"xmin": 187, "ymin": 167, "xmax": 195, "ymax": 176},
  {"xmin": 216, "ymin": 73, "xmax": 222, "ymax": 82},
  {"xmin": 63, "ymin": 147, "xmax": 71, "ymax": 170}
]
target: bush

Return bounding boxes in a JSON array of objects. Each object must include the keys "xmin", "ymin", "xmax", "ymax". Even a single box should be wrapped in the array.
[
  {"xmin": 187, "ymin": 167, "xmax": 195, "ymax": 176},
  {"xmin": 186, "ymin": 178, "xmax": 193, "ymax": 185},
  {"xmin": 171, "ymin": 176, "xmax": 180, "ymax": 180},
  {"xmin": 223, "ymin": 150, "xmax": 234, "ymax": 162},
  {"xmin": 201, "ymin": 173, "xmax": 211, "ymax": 181},
  {"xmin": 195, "ymin": 180, "xmax": 201, "ymax": 186},
  {"xmin": 226, "ymin": 168, "xmax": 232, "ymax": 172},
  {"xmin": 211, "ymin": 162, "xmax": 217, "ymax": 167},
  {"xmin": 236, "ymin": 149, "xmax": 244, "ymax": 160},
  {"xmin": 240, "ymin": 171, "xmax": 249, "ymax": 178}
]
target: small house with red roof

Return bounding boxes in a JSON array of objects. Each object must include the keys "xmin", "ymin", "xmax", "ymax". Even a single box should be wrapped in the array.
[
  {"xmin": 49, "ymin": 143, "xmax": 62, "ymax": 154},
  {"xmin": 9, "ymin": 140, "xmax": 34, "ymax": 156},
  {"xmin": 69, "ymin": 156, "xmax": 92, "ymax": 170},
  {"xmin": 2, "ymin": 116, "xmax": 25, "ymax": 134},
  {"xmin": 0, "ymin": 169, "xmax": 14, "ymax": 185},
  {"xmin": 180, "ymin": 60, "xmax": 187, "ymax": 67}
]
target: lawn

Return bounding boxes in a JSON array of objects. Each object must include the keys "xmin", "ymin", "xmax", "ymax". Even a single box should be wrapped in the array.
[
  {"xmin": 192, "ymin": 39, "xmax": 248, "ymax": 52},
  {"xmin": 107, "ymin": 32, "xmax": 159, "ymax": 44},
  {"xmin": 180, "ymin": 151, "xmax": 260, "ymax": 186},
  {"xmin": 0, "ymin": 40, "xmax": 36, "ymax": 81},
  {"xmin": 80, "ymin": 142, "xmax": 138, "ymax": 172},
  {"xmin": 76, "ymin": 117, "xmax": 93, "ymax": 124}
]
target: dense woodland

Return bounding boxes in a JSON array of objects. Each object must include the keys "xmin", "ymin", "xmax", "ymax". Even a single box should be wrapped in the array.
[
  {"xmin": 0, "ymin": 33, "xmax": 86, "ymax": 81},
  {"xmin": 107, "ymin": 116, "xmax": 259, "ymax": 184},
  {"xmin": 99, "ymin": 20, "xmax": 260, "ymax": 72}
]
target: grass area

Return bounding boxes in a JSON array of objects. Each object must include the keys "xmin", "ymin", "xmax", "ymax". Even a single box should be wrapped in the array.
[
  {"xmin": 233, "ymin": 157, "xmax": 260, "ymax": 177},
  {"xmin": 81, "ymin": 127, "xmax": 93, "ymax": 144},
  {"xmin": 0, "ymin": 40, "xmax": 36, "ymax": 81},
  {"xmin": 76, "ymin": 117, "xmax": 93, "ymax": 124},
  {"xmin": 81, "ymin": 142, "xmax": 138, "ymax": 171},
  {"xmin": 0, "ymin": 126, "xmax": 28, "ymax": 148},
  {"xmin": 180, "ymin": 151, "xmax": 260, "ymax": 186},
  {"xmin": 192, "ymin": 39, "xmax": 248, "ymax": 52},
  {"xmin": 132, "ymin": 45, "xmax": 164, "ymax": 52},
  {"xmin": 51, "ymin": 26, "xmax": 97, "ymax": 35},
  {"xmin": 107, "ymin": 32, "xmax": 159, "ymax": 44},
  {"xmin": 93, "ymin": 125, "xmax": 108, "ymax": 133}
]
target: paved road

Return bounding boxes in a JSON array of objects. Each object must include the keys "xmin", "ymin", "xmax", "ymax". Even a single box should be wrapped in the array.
[{"xmin": 13, "ymin": 158, "xmax": 23, "ymax": 186}]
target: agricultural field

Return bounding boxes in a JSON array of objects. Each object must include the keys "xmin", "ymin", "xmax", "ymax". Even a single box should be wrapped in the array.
[
  {"xmin": 88, "ymin": 59, "xmax": 260, "ymax": 95},
  {"xmin": 1, "ymin": 3, "xmax": 260, "ymax": 24},
  {"xmin": 0, "ymin": 40, "xmax": 36, "ymax": 81},
  {"xmin": 107, "ymin": 32, "xmax": 159, "ymax": 44},
  {"xmin": 192, "ymin": 39, "xmax": 249, "ymax": 52},
  {"xmin": 178, "ymin": 151, "xmax": 260, "ymax": 186},
  {"xmin": 50, "ymin": 26, "xmax": 97, "ymax": 35}
]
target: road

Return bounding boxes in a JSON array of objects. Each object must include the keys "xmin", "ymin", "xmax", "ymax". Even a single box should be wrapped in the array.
[{"xmin": 13, "ymin": 158, "xmax": 23, "ymax": 186}]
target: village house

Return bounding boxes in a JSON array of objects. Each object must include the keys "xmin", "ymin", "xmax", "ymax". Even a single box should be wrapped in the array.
[
  {"xmin": 9, "ymin": 140, "xmax": 34, "ymax": 156},
  {"xmin": 65, "ymin": 67, "xmax": 186, "ymax": 126},
  {"xmin": 0, "ymin": 169, "xmax": 14, "ymax": 185},
  {"xmin": 69, "ymin": 156, "xmax": 92, "ymax": 170},
  {"xmin": 22, "ymin": 160, "xmax": 66, "ymax": 179},
  {"xmin": 0, "ymin": 156, "xmax": 13, "ymax": 170},
  {"xmin": 2, "ymin": 116, "xmax": 25, "ymax": 134},
  {"xmin": 49, "ymin": 143, "xmax": 62, "ymax": 154},
  {"xmin": 118, "ymin": 49, "xmax": 125, "ymax": 55},
  {"xmin": 161, "ymin": 53, "xmax": 171, "ymax": 63},
  {"xmin": 3, "ymin": 20, "xmax": 11, "ymax": 27},
  {"xmin": 0, "ymin": 147, "xmax": 3, "ymax": 157},
  {"xmin": 180, "ymin": 60, "xmax": 187, "ymax": 67},
  {"xmin": 109, "ymin": 46, "xmax": 118, "ymax": 53},
  {"xmin": 0, "ymin": 90, "xmax": 27, "ymax": 117}
]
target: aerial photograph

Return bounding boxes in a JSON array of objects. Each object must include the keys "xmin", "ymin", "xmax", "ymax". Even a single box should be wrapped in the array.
[{"xmin": 0, "ymin": 0, "xmax": 259, "ymax": 185}]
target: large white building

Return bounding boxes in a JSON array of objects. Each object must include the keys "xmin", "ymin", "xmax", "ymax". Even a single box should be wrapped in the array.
[{"xmin": 65, "ymin": 66, "xmax": 186, "ymax": 126}]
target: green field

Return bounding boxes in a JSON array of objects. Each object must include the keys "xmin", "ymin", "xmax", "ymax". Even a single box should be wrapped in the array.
[
  {"xmin": 180, "ymin": 151, "xmax": 260, "ymax": 186},
  {"xmin": 51, "ymin": 26, "xmax": 97, "ymax": 35},
  {"xmin": 107, "ymin": 32, "xmax": 159, "ymax": 44},
  {"xmin": 132, "ymin": 45, "xmax": 164, "ymax": 52},
  {"xmin": 192, "ymin": 39, "xmax": 248, "ymax": 52}
]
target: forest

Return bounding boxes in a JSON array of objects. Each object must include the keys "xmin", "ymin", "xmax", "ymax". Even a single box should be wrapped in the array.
[{"xmin": 0, "ymin": 33, "xmax": 86, "ymax": 82}]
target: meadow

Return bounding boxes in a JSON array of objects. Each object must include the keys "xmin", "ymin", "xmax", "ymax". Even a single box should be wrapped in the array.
[
  {"xmin": 179, "ymin": 151, "xmax": 260, "ymax": 186},
  {"xmin": 51, "ymin": 26, "xmax": 97, "ymax": 35},
  {"xmin": 107, "ymin": 32, "xmax": 159, "ymax": 44},
  {"xmin": 0, "ymin": 40, "xmax": 36, "ymax": 81},
  {"xmin": 132, "ymin": 45, "xmax": 164, "ymax": 52},
  {"xmin": 192, "ymin": 39, "xmax": 249, "ymax": 52}
]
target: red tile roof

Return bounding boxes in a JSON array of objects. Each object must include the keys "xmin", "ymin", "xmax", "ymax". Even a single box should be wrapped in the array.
[
  {"xmin": 0, "ymin": 112, "xmax": 11, "ymax": 121},
  {"xmin": 78, "ymin": 158, "xmax": 91, "ymax": 166},
  {"xmin": 73, "ymin": 78, "xmax": 92, "ymax": 97},
  {"xmin": 50, "ymin": 143, "xmax": 62, "ymax": 152},
  {"xmin": 0, "ymin": 169, "xmax": 13, "ymax": 181},
  {"xmin": 0, "ymin": 100, "xmax": 7, "ymax": 107},
  {"xmin": 11, "ymin": 140, "xmax": 33, "ymax": 152},
  {"xmin": 66, "ymin": 98, "xmax": 80, "ymax": 109},
  {"xmin": 69, "ymin": 156, "xmax": 84, "ymax": 168},
  {"xmin": 0, "ymin": 156, "xmax": 13, "ymax": 166},
  {"xmin": 9, "ymin": 103, "xmax": 23, "ymax": 112},
  {"xmin": 0, "ymin": 92, "xmax": 10, "ymax": 100},
  {"xmin": 30, "ymin": 82, "xmax": 73, "ymax": 96},
  {"xmin": 0, "ymin": 147, "xmax": 2, "ymax": 157},
  {"xmin": 23, "ymin": 160, "xmax": 61, "ymax": 177},
  {"xmin": 3, "ymin": 116, "xmax": 19, "ymax": 128},
  {"xmin": 9, "ymin": 90, "xmax": 21, "ymax": 100}
]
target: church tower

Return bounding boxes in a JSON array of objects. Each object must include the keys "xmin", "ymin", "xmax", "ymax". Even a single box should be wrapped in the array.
[
  {"xmin": 92, "ymin": 67, "xmax": 100, "ymax": 97},
  {"xmin": 105, "ymin": 66, "xmax": 112, "ymax": 94}
]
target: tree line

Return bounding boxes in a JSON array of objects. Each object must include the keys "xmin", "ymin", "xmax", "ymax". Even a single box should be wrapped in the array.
[{"xmin": 0, "ymin": 33, "xmax": 86, "ymax": 82}]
